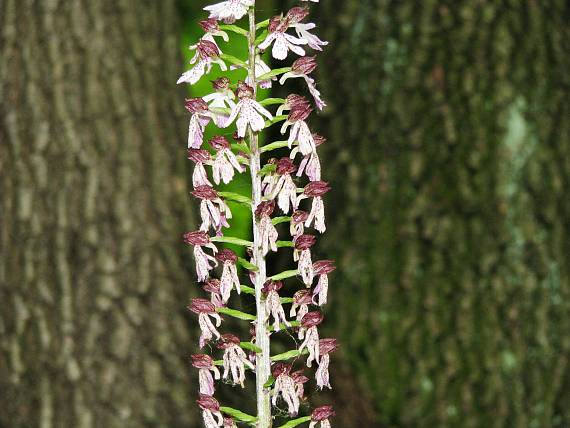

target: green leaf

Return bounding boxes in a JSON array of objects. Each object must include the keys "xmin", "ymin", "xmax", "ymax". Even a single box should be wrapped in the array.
[
  {"xmin": 276, "ymin": 240, "xmax": 295, "ymax": 248},
  {"xmin": 272, "ymin": 216, "xmax": 291, "ymax": 226},
  {"xmin": 240, "ymin": 284, "xmax": 255, "ymax": 295},
  {"xmin": 220, "ymin": 407, "xmax": 258, "ymax": 424},
  {"xmin": 270, "ymin": 269, "xmax": 298, "ymax": 281},
  {"xmin": 254, "ymin": 30, "xmax": 268, "ymax": 46},
  {"xmin": 211, "ymin": 236, "xmax": 253, "ymax": 247},
  {"xmin": 218, "ymin": 191, "xmax": 252, "ymax": 205},
  {"xmin": 217, "ymin": 307, "xmax": 257, "ymax": 321},
  {"xmin": 218, "ymin": 24, "xmax": 249, "ymax": 36},
  {"xmin": 268, "ymin": 321, "xmax": 300, "ymax": 333},
  {"xmin": 263, "ymin": 375, "xmax": 276, "ymax": 388},
  {"xmin": 238, "ymin": 257, "xmax": 259, "ymax": 272},
  {"xmin": 256, "ymin": 19, "xmax": 270, "ymax": 30},
  {"xmin": 281, "ymin": 297, "xmax": 294, "ymax": 304},
  {"xmin": 277, "ymin": 416, "xmax": 312, "ymax": 428},
  {"xmin": 265, "ymin": 115, "xmax": 288, "ymax": 128},
  {"xmin": 270, "ymin": 349, "xmax": 302, "ymax": 362},
  {"xmin": 210, "ymin": 106, "xmax": 232, "ymax": 115},
  {"xmin": 220, "ymin": 53, "xmax": 247, "ymax": 67},
  {"xmin": 258, "ymin": 68, "xmax": 291, "ymax": 82},
  {"xmin": 261, "ymin": 140, "xmax": 290, "ymax": 153},
  {"xmin": 258, "ymin": 163, "xmax": 277, "ymax": 177},
  {"xmin": 240, "ymin": 342, "xmax": 263, "ymax": 353},
  {"xmin": 259, "ymin": 97, "xmax": 286, "ymax": 107},
  {"xmin": 231, "ymin": 142, "xmax": 251, "ymax": 154}
]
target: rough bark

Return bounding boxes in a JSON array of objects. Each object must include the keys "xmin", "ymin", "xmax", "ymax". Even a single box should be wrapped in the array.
[
  {"xmin": 0, "ymin": 1, "xmax": 196, "ymax": 427},
  {"xmin": 316, "ymin": 1, "xmax": 570, "ymax": 427}
]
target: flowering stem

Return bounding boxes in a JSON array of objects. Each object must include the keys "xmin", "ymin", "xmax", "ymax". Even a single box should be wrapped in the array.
[{"xmin": 247, "ymin": 4, "xmax": 272, "ymax": 427}]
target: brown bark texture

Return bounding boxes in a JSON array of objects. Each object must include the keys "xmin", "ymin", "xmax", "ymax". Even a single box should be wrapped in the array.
[
  {"xmin": 314, "ymin": 1, "xmax": 570, "ymax": 427},
  {"xmin": 0, "ymin": 1, "xmax": 197, "ymax": 427}
]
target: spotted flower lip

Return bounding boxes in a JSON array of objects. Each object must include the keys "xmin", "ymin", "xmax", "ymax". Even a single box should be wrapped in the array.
[
  {"xmin": 255, "ymin": 200, "xmax": 276, "ymax": 218},
  {"xmin": 188, "ymin": 148, "xmax": 212, "ymax": 163},
  {"xmin": 185, "ymin": 97, "xmax": 210, "ymax": 113},
  {"xmin": 292, "ymin": 210, "xmax": 310, "ymax": 224},
  {"xmin": 311, "ymin": 405, "xmax": 335, "ymax": 421},
  {"xmin": 292, "ymin": 56, "xmax": 318, "ymax": 75},
  {"xmin": 293, "ymin": 289, "xmax": 313, "ymax": 305},
  {"xmin": 304, "ymin": 181, "xmax": 331, "ymax": 197},
  {"xmin": 192, "ymin": 185, "xmax": 219, "ymax": 200},
  {"xmin": 319, "ymin": 338, "xmax": 339, "ymax": 355},
  {"xmin": 199, "ymin": 18, "xmax": 220, "ymax": 33},
  {"xmin": 313, "ymin": 260, "xmax": 336, "ymax": 275},
  {"xmin": 271, "ymin": 362, "xmax": 292, "ymax": 378},
  {"xmin": 189, "ymin": 298, "xmax": 217, "ymax": 314},
  {"xmin": 183, "ymin": 230, "xmax": 211, "ymax": 246},
  {"xmin": 301, "ymin": 311, "xmax": 324, "ymax": 327},
  {"xmin": 216, "ymin": 248, "xmax": 238, "ymax": 263},
  {"xmin": 192, "ymin": 354, "xmax": 216, "ymax": 369},
  {"xmin": 262, "ymin": 279, "xmax": 284, "ymax": 294},
  {"xmin": 202, "ymin": 278, "xmax": 221, "ymax": 294},
  {"xmin": 217, "ymin": 333, "xmax": 241, "ymax": 349},
  {"xmin": 197, "ymin": 394, "xmax": 221, "ymax": 411},
  {"xmin": 288, "ymin": 103, "xmax": 313, "ymax": 123},
  {"xmin": 276, "ymin": 157, "xmax": 298, "ymax": 175},
  {"xmin": 294, "ymin": 234, "xmax": 317, "ymax": 250},
  {"xmin": 286, "ymin": 6, "xmax": 310, "ymax": 24}
]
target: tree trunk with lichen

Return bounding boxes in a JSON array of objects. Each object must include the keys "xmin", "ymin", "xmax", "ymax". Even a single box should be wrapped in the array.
[
  {"xmin": 0, "ymin": 1, "xmax": 197, "ymax": 427},
  {"xmin": 316, "ymin": 1, "xmax": 570, "ymax": 427}
]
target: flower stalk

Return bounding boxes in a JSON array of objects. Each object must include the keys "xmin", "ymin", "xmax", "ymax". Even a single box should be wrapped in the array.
[{"xmin": 180, "ymin": 1, "xmax": 336, "ymax": 427}]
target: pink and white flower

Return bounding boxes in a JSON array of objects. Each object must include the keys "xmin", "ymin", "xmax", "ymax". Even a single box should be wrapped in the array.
[
  {"xmin": 281, "ymin": 102, "xmax": 315, "ymax": 156},
  {"xmin": 290, "ymin": 210, "xmax": 309, "ymax": 238},
  {"xmin": 204, "ymin": 78, "xmax": 236, "ymax": 127},
  {"xmin": 209, "ymin": 136, "xmax": 244, "ymax": 184},
  {"xmin": 298, "ymin": 181, "xmax": 331, "ymax": 233},
  {"xmin": 187, "ymin": 148, "xmax": 212, "ymax": 188},
  {"xmin": 271, "ymin": 363, "xmax": 300, "ymax": 416},
  {"xmin": 192, "ymin": 185, "xmax": 232, "ymax": 233},
  {"xmin": 262, "ymin": 280, "xmax": 290, "ymax": 332},
  {"xmin": 290, "ymin": 370, "xmax": 310, "ymax": 401},
  {"xmin": 204, "ymin": 0, "xmax": 254, "ymax": 24},
  {"xmin": 178, "ymin": 39, "xmax": 227, "ymax": 85},
  {"xmin": 218, "ymin": 334, "xmax": 254, "ymax": 387},
  {"xmin": 203, "ymin": 279, "xmax": 224, "ymax": 308},
  {"xmin": 294, "ymin": 234, "xmax": 317, "ymax": 285},
  {"xmin": 255, "ymin": 201, "xmax": 279, "ymax": 255},
  {"xmin": 279, "ymin": 56, "xmax": 326, "ymax": 110},
  {"xmin": 199, "ymin": 18, "xmax": 230, "ymax": 42},
  {"xmin": 224, "ymin": 83, "xmax": 273, "ymax": 137},
  {"xmin": 197, "ymin": 395, "xmax": 224, "ymax": 428},
  {"xmin": 290, "ymin": 289, "xmax": 313, "ymax": 322},
  {"xmin": 188, "ymin": 298, "xmax": 222, "ymax": 348},
  {"xmin": 291, "ymin": 133, "xmax": 326, "ymax": 181},
  {"xmin": 258, "ymin": 16, "xmax": 307, "ymax": 60},
  {"xmin": 298, "ymin": 311, "xmax": 323, "ymax": 367},
  {"xmin": 315, "ymin": 338, "xmax": 338, "ymax": 390},
  {"xmin": 309, "ymin": 406, "xmax": 335, "ymax": 428},
  {"xmin": 216, "ymin": 249, "xmax": 241, "ymax": 303},
  {"xmin": 267, "ymin": 158, "xmax": 299, "ymax": 214},
  {"xmin": 312, "ymin": 260, "xmax": 336, "ymax": 306},
  {"xmin": 184, "ymin": 98, "xmax": 217, "ymax": 149},
  {"xmin": 184, "ymin": 231, "xmax": 218, "ymax": 282},
  {"xmin": 286, "ymin": 7, "xmax": 329, "ymax": 51},
  {"xmin": 192, "ymin": 354, "xmax": 221, "ymax": 396}
]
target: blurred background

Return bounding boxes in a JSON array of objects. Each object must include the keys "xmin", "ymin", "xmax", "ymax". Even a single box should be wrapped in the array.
[{"xmin": 1, "ymin": 0, "xmax": 569, "ymax": 427}]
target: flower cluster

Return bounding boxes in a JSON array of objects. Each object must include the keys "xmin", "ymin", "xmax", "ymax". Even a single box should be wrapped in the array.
[{"xmin": 180, "ymin": 1, "xmax": 336, "ymax": 426}]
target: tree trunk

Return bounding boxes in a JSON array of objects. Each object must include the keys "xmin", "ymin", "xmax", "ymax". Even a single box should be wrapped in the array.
[
  {"xmin": 316, "ymin": 1, "xmax": 570, "ymax": 427},
  {"xmin": 0, "ymin": 1, "xmax": 197, "ymax": 427}
]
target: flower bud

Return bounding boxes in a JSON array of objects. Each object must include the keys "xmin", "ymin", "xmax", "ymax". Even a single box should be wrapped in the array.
[
  {"xmin": 286, "ymin": 7, "xmax": 309, "ymax": 24},
  {"xmin": 192, "ymin": 185, "xmax": 219, "ymax": 200},
  {"xmin": 311, "ymin": 405, "xmax": 335, "ymax": 422},
  {"xmin": 292, "ymin": 210, "xmax": 310, "ymax": 224},
  {"xmin": 301, "ymin": 311, "xmax": 324, "ymax": 327},
  {"xmin": 197, "ymin": 394, "xmax": 220, "ymax": 411},
  {"xmin": 215, "ymin": 248, "xmax": 238, "ymax": 263},
  {"xmin": 196, "ymin": 39, "xmax": 220, "ymax": 60},
  {"xmin": 292, "ymin": 56, "xmax": 317, "ymax": 75},
  {"xmin": 191, "ymin": 354, "xmax": 215, "ymax": 369},
  {"xmin": 262, "ymin": 279, "xmax": 283, "ymax": 294},
  {"xmin": 276, "ymin": 157, "xmax": 297, "ymax": 175},
  {"xmin": 183, "ymin": 231, "xmax": 210, "ymax": 246},
  {"xmin": 294, "ymin": 234, "xmax": 317, "ymax": 250},
  {"xmin": 199, "ymin": 18, "xmax": 219, "ymax": 33},
  {"xmin": 187, "ymin": 148, "xmax": 211, "ymax": 163},
  {"xmin": 217, "ymin": 333, "xmax": 241, "ymax": 349},
  {"xmin": 255, "ymin": 200, "xmax": 276, "ymax": 218},
  {"xmin": 313, "ymin": 260, "xmax": 336, "ymax": 275},
  {"xmin": 304, "ymin": 181, "xmax": 331, "ymax": 197},
  {"xmin": 209, "ymin": 135, "xmax": 231, "ymax": 150},
  {"xmin": 319, "ymin": 338, "xmax": 339, "ymax": 355},
  {"xmin": 185, "ymin": 97, "xmax": 209, "ymax": 113},
  {"xmin": 271, "ymin": 362, "xmax": 292, "ymax": 378},
  {"xmin": 212, "ymin": 77, "xmax": 231, "ymax": 91},
  {"xmin": 188, "ymin": 298, "xmax": 216, "ymax": 314}
]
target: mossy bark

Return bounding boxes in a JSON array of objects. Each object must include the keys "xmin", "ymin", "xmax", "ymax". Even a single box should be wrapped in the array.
[
  {"xmin": 316, "ymin": 1, "xmax": 570, "ymax": 427},
  {"xmin": 0, "ymin": 1, "xmax": 196, "ymax": 426}
]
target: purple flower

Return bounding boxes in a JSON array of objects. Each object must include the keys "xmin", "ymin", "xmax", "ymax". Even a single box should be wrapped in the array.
[
  {"xmin": 197, "ymin": 395, "xmax": 224, "ymax": 428},
  {"xmin": 315, "ymin": 338, "xmax": 339, "ymax": 390},
  {"xmin": 178, "ymin": 39, "xmax": 227, "ymax": 85},
  {"xmin": 299, "ymin": 311, "xmax": 323, "ymax": 367},
  {"xmin": 312, "ymin": 260, "xmax": 336, "ymax": 305},
  {"xmin": 199, "ymin": 18, "xmax": 230, "ymax": 42},
  {"xmin": 224, "ymin": 83, "xmax": 273, "ymax": 137},
  {"xmin": 188, "ymin": 298, "xmax": 222, "ymax": 348},
  {"xmin": 215, "ymin": 249, "xmax": 241, "ymax": 303},
  {"xmin": 310, "ymin": 405, "xmax": 335, "ymax": 428},
  {"xmin": 281, "ymin": 102, "xmax": 316, "ymax": 156},
  {"xmin": 299, "ymin": 181, "xmax": 331, "ymax": 233},
  {"xmin": 192, "ymin": 185, "xmax": 233, "ymax": 233},
  {"xmin": 204, "ymin": 78, "xmax": 236, "ymax": 127},
  {"xmin": 192, "ymin": 354, "xmax": 221, "ymax": 396},
  {"xmin": 209, "ymin": 136, "xmax": 244, "ymax": 184},
  {"xmin": 188, "ymin": 148, "xmax": 213, "ymax": 188},
  {"xmin": 218, "ymin": 334, "xmax": 254, "ymax": 387},
  {"xmin": 184, "ymin": 98, "xmax": 216, "ymax": 149},
  {"xmin": 291, "ymin": 369, "xmax": 310, "ymax": 401},
  {"xmin": 290, "ymin": 210, "xmax": 309, "ymax": 238},
  {"xmin": 286, "ymin": 8, "xmax": 329, "ymax": 51},
  {"xmin": 258, "ymin": 16, "xmax": 307, "ymax": 60},
  {"xmin": 203, "ymin": 279, "xmax": 224, "ymax": 308},
  {"xmin": 184, "ymin": 231, "xmax": 218, "ymax": 282},
  {"xmin": 294, "ymin": 234, "xmax": 317, "ymax": 285},
  {"xmin": 255, "ymin": 200, "xmax": 279, "ymax": 255},
  {"xmin": 293, "ymin": 133, "xmax": 325, "ymax": 181},
  {"xmin": 266, "ymin": 158, "xmax": 299, "ymax": 214},
  {"xmin": 290, "ymin": 289, "xmax": 313, "ymax": 322},
  {"xmin": 262, "ymin": 280, "xmax": 291, "ymax": 332},
  {"xmin": 271, "ymin": 363, "xmax": 300, "ymax": 415}
]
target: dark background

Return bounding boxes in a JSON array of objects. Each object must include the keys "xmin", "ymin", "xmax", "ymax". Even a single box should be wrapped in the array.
[{"xmin": 1, "ymin": 0, "xmax": 569, "ymax": 427}]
